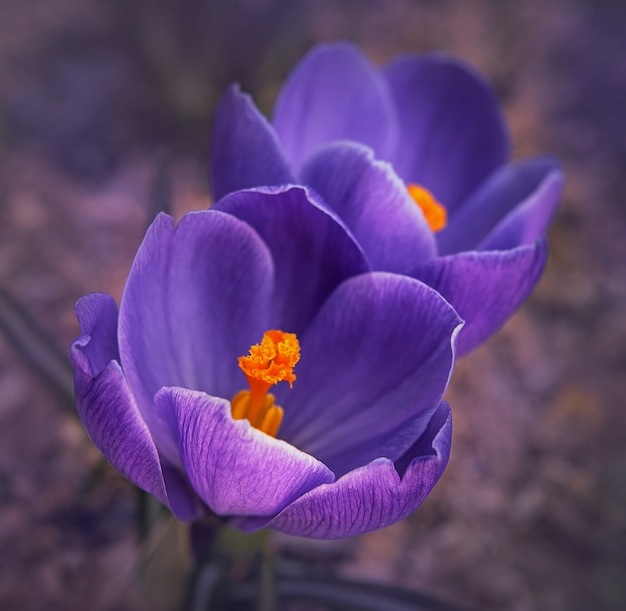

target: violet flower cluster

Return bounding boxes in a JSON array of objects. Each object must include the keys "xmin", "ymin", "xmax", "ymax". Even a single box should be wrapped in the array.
[
  {"xmin": 212, "ymin": 42, "xmax": 563, "ymax": 355},
  {"xmin": 71, "ymin": 42, "xmax": 562, "ymax": 539}
]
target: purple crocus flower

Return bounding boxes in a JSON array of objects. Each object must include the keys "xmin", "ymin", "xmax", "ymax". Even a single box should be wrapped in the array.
[
  {"xmin": 71, "ymin": 186, "xmax": 463, "ymax": 538},
  {"xmin": 211, "ymin": 42, "xmax": 563, "ymax": 355}
]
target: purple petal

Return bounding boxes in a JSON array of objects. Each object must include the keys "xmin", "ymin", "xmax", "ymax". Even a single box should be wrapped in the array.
[
  {"xmin": 276, "ymin": 273, "xmax": 461, "ymax": 476},
  {"xmin": 479, "ymin": 166, "xmax": 564, "ymax": 251},
  {"xmin": 210, "ymin": 85, "xmax": 295, "ymax": 201},
  {"xmin": 301, "ymin": 142, "xmax": 436, "ymax": 274},
  {"xmin": 414, "ymin": 241, "xmax": 548, "ymax": 356},
  {"xmin": 155, "ymin": 387, "xmax": 335, "ymax": 517},
  {"xmin": 259, "ymin": 402, "xmax": 451, "ymax": 539},
  {"xmin": 438, "ymin": 157, "xmax": 563, "ymax": 255},
  {"xmin": 273, "ymin": 42, "xmax": 398, "ymax": 171},
  {"xmin": 383, "ymin": 53, "xmax": 510, "ymax": 212},
  {"xmin": 214, "ymin": 186, "xmax": 369, "ymax": 334},
  {"xmin": 74, "ymin": 293, "xmax": 119, "ymax": 375},
  {"xmin": 118, "ymin": 212, "xmax": 274, "ymax": 436},
  {"xmin": 71, "ymin": 301, "xmax": 198, "ymax": 520}
]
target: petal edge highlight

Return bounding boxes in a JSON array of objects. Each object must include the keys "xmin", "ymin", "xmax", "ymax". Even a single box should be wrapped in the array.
[
  {"xmin": 302, "ymin": 142, "xmax": 436, "ymax": 274},
  {"xmin": 278, "ymin": 272, "xmax": 461, "ymax": 476},
  {"xmin": 157, "ymin": 387, "xmax": 335, "ymax": 518},
  {"xmin": 415, "ymin": 240, "xmax": 548, "ymax": 355}
]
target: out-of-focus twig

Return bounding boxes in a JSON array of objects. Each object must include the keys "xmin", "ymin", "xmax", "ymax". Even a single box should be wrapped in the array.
[
  {"xmin": 148, "ymin": 146, "xmax": 173, "ymax": 223},
  {"xmin": 257, "ymin": 544, "xmax": 277, "ymax": 611},
  {"xmin": 0, "ymin": 284, "xmax": 74, "ymax": 405}
]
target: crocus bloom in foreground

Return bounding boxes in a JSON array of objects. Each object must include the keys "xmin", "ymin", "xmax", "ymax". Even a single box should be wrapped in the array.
[
  {"xmin": 71, "ymin": 187, "xmax": 463, "ymax": 538},
  {"xmin": 211, "ymin": 42, "xmax": 563, "ymax": 355}
]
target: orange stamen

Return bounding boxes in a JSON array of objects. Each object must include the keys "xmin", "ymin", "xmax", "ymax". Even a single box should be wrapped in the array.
[
  {"xmin": 407, "ymin": 184, "xmax": 447, "ymax": 232},
  {"xmin": 231, "ymin": 330, "xmax": 300, "ymax": 437}
]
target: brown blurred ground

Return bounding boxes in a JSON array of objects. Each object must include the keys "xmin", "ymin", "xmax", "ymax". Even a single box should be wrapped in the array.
[{"xmin": 0, "ymin": 1, "xmax": 624, "ymax": 609}]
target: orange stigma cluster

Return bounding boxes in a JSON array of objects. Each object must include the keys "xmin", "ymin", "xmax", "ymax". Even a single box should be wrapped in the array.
[
  {"xmin": 407, "ymin": 183, "xmax": 447, "ymax": 232},
  {"xmin": 231, "ymin": 330, "xmax": 300, "ymax": 437}
]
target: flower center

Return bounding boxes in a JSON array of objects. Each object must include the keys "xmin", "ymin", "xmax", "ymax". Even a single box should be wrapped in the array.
[
  {"xmin": 407, "ymin": 183, "xmax": 447, "ymax": 232},
  {"xmin": 231, "ymin": 330, "xmax": 300, "ymax": 437}
]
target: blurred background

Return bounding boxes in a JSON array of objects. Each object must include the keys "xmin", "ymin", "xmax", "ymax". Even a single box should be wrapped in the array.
[{"xmin": 0, "ymin": 0, "xmax": 625, "ymax": 609}]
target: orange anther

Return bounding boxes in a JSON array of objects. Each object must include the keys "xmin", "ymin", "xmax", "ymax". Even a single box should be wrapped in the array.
[
  {"xmin": 231, "ymin": 330, "xmax": 299, "ymax": 438},
  {"xmin": 407, "ymin": 184, "xmax": 447, "ymax": 232},
  {"xmin": 238, "ymin": 330, "xmax": 300, "ymax": 389}
]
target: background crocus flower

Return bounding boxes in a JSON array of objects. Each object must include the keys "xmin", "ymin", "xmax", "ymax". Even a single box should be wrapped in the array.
[
  {"xmin": 70, "ymin": 186, "xmax": 463, "ymax": 539},
  {"xmin": 210, "ymin": 42, "xmax": 564, "ymax": 355}
]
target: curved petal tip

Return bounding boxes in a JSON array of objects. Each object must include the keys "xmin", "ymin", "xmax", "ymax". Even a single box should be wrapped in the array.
[{"xmin": 261, "ymin": 402, "xmax": 452, "ymax": 539}]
